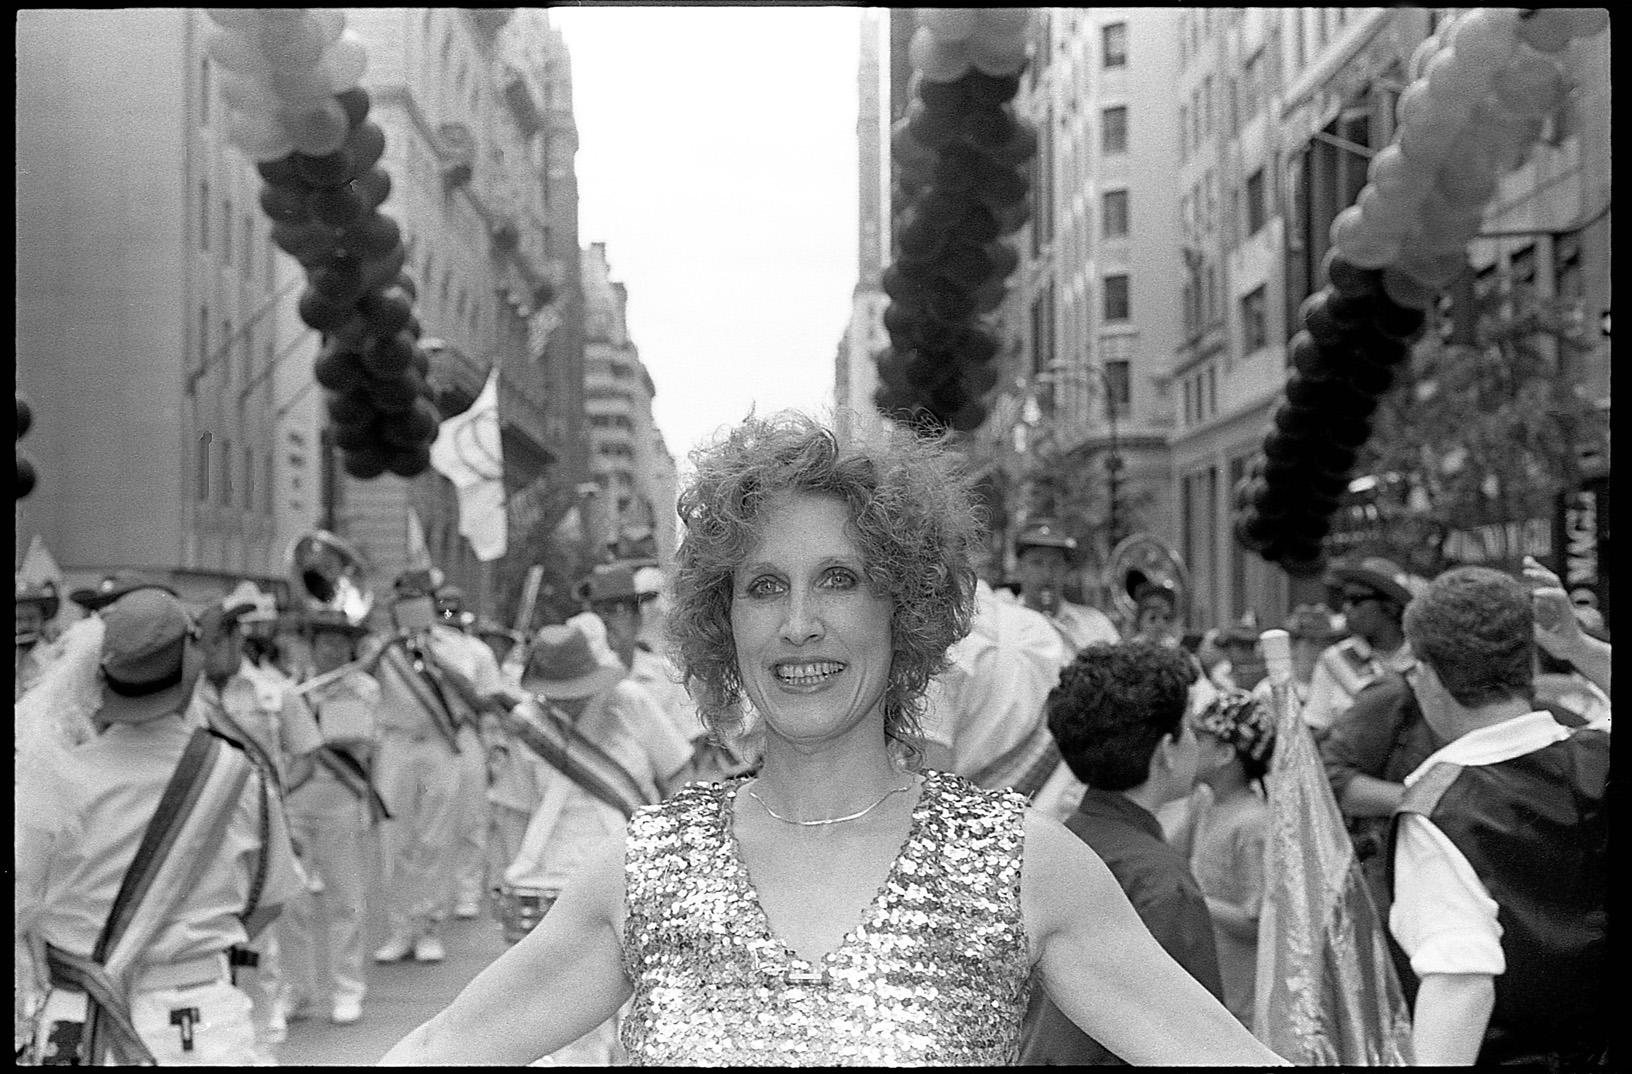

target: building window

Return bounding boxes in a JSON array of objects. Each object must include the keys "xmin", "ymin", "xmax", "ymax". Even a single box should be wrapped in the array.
[
  {"xmin": 1317, "ymin": 8, "xmax": 1330, "ymax": 47},
  {"xmin": 1292, "ymin": 9, "xmax": 1307, "ymax": 70},
  {"xmin": 1101, "ymin": 105, "xmax": 1128, "ymax": 155},
  {"xmin": 200, "ymin": 180, "xmax": 210, "ymax": 251},
  {"xmin": 198, "ymin": 304, "xmax": 210, "ymax": 374},
  {"xmin": 1206, "ymin": 365, "xmax": 1218, "ymax": 415},
  {"xmin": 243, "ymin": 447, "xmax": 255, "ymax": 510},
  {"xmin": 265, "ymin": 451, "xmax": 274, "ymax": 514},
  {"xmin": 1191, "ymin": 88, "xmax": 1203, "ymax": 152},
  {"xmin": 1102, "ymin": 22, "xmax": 1128, "ymax": 69},
  {"xmin": 221, "ymin": 198, "xmax": 233, "ymax": 266},
  {"xmin": 243, "ymin": 321, "xmax": 255, "ymax": 386},
  {"xmin": 201, "ymin": 57, "xmax": 211, "ymax": 126},
  {"xmin": 1204, "ymin": 263, "xmax": 1218, "ymax": 324},
  {"xmin": 1242, "ymin": 50, "xmax": 1263, "ymax": 122},
  {"xmin": 1102, "ymin": 189, "xmax": 1130, "ymax": 238},
  {"xmin": 1178, "ymin": 104, "xmax": 1189, "ymax": 162},
  {"xmin": 1104, "ymin": 274, "xmax": 1131, "ymax": 322},
  {"xmin": 1242, "ymin": 285, "xmax": 1269, "ymax": 352},
  {"xmin": 221, "ymin": 319, "xmax": 233, "ymax": 384},
  {"xmin": 1104, "ymin": 359, "xmax": 1131, "ymax": 417},
  {"xmin": 241, "ymin": 216, "xmax": 254, "ymax": 280},
  {"xmin": 1203, "ymin": 75, "xmax": 1215, "ymax": 136},
  {"xmin": 220, "ymin": 437, "xmax": 234, "ymax": 506},
  {"xmin": 197, "ymin": 431, "xmax": 212, "ymax": 501},
  {"xmin": 1245, "ymin": 168, "xmax": 1267, "ymax": 236}
]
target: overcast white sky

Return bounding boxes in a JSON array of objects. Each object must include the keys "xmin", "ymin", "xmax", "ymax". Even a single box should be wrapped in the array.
[{"xmin": 553, "ymin": 7, "xmax": 862, "ymax": 464}]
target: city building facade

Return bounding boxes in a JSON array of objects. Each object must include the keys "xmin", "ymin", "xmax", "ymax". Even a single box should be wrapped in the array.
[
  {"xmin": 18, "ymin": 9, "xmax": 306, "ymax": 603},
  {"xmin": 993, "ymin": 7, "xmax": 1187, "ymax": 609},
  {"xmin": 335, "ymin": 8, "xmax": 588, "ymax": 613},
  {"xmin": 581, "ymin": 243, "xmax": 679, "ymax": 567}
]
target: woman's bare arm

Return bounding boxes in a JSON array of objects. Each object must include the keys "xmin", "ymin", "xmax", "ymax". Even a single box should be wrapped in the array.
[
  {"xmin": 378, "ymin": 834, "xmax": 633, "ymax": 1065},
  {"xmin": 1022, "ymin": 810, "xmax": 1288, "ymax": 1066}
]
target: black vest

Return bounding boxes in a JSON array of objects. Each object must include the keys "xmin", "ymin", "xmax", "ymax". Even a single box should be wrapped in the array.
[{"xmin": 1390, "ymin": 729, "xmax": 1610, "ymax": 1066}]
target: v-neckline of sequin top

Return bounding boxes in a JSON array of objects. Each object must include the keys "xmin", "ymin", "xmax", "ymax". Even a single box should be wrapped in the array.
[{"xmin": 720, "ymin": 771, "xmax": 933, "ymax": 974}]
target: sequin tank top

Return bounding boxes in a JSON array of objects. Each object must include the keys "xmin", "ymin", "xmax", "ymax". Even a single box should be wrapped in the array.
[{"xmin": 619, "ymin": 770, "xmax": 1032, "ymax": 1066}]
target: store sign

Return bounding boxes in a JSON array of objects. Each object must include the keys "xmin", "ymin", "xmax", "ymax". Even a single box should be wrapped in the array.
[{"xmin": 1554, "ymin": 479, "xmax": 1609, "ymax": 623}]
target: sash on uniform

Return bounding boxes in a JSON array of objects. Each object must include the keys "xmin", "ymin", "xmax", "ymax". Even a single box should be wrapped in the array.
[
  {"xmin": 424, "ymin": 657, "xmax": 652, "ymax": 819},
  {"xmin": 312, "ymin": 745, "xmax": 393, "ymax": 824},
  {"xmin": 41, "ymin": 728, "xmax": 255, "ymax": 1066},
  {"xmin": 376, "ymin": 643, "xmax": 465, "ymax": 752}
]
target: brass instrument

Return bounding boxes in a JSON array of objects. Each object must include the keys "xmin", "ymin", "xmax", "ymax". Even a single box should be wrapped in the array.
[
  {"xmin": 1105, "ymin": 532, "xmax": 1190, "ymax": 636},
  {"xmin": 287, "ymin": 529, "xmax": 374, "ymax": 627}
]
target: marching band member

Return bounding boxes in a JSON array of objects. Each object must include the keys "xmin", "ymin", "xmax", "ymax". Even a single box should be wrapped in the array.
[
  {"xmin": 430, "ymin": 584, "xmax": 496, "ymax": 923},
  {"xmin": 278, "ymin": 608, "xmax": 386, "ymax": 1029},
  {"xmin": 15, "ymin": 577, "xmax": 61, "ymax": 702},
  {"xmin": 15, "ymin": 589, "xmax": 301, "ymax": 1064},
  {"xmin": 367, "ymin": 573, "xmax": 502, "ymax": 966}
]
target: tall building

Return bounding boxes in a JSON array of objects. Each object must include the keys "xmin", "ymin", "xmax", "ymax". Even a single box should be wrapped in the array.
[
  {"xmin": 334, "ymin": 8, "xmax": 587, "ymax": 614},
  {"xmin": 835, "ymin": 10, "xmax": 890, "ymax": 442},
  {"xmin": 580, "ymin": 243, "xmax": 678, "ymax": 566},
  {"xmin": 998, "ymin": 8, "xmax": 1186, "ymax": 604},
  {"xmin": 17, "ymin": 10, "xmax": 306, "ymax": 602}
]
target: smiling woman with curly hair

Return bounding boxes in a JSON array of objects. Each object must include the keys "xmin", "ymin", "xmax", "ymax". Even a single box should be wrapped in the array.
[
  {"xmin": 668, "ymin": 410, "xmax": 981, "ymax": 757},
  {"xmin": 382, "ymin": 411, "xmax": 1286, "ymax": 1068}
]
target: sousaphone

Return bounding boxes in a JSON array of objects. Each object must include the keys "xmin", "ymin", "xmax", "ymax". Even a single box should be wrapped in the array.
[{"xmin": 1105, "ymin": 532, "xmax": 1189, "ymax": 632}]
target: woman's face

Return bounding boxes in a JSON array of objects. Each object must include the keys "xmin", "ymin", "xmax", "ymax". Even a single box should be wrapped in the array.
[{"xmin": 729, "ymin": 492, "xmax": 894, "ymax": 752}]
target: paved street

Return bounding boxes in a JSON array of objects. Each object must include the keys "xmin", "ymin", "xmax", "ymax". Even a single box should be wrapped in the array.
[{"xmin": 277, "ymin": 903, "xmax": 514, "ymax": 1066}]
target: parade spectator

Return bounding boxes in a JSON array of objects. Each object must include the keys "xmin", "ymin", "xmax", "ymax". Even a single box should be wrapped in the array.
[
  {"xmin": 368, "ymin": 574, "xmax": 502, "ymax": 966},
  {"xmin": 15, "ymin": 589, "xmax": 302, "ymax": 1064},
  {"xmin": 381, "ymin": 412, "xmax": 1281, "ymax": 1066},
  {"xmin": 1523, "ymin": 555, "xmax": 1611, "ymax": 716},
  {"xmin": 278, "ymin": 608, "xmax": 385, "ymax": 1029},
  {"xmin": 1301, "ymin": 556, "xmax": 1419, "ymax": 733},
  {"xmin": 1391, "ymin": 567, "xmax": 1609, "ymax": 1066},
  {"xmin": 66, "ymin": 570, "xmax": 177, "ymax": 616},
  {"xmin": 1013, "ymin": 518, "xmax": 1121, "ymax": 652},
  {"xmin": 919, "ymin": 575, "xmax": 1073, "ymax": 795},
  {"xmin": 1174, "ymin": 688, "xmax": 1275, "ymax": 1029},
  {"xmin": 1211, "ymin": 615, "xmax": 1267, "ymax": 692},
  {"xmin": 1021, "ymin": 640, "xmax": 1224, "ymax": 1064}
]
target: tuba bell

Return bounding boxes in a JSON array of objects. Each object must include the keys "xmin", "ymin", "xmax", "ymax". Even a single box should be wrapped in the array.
[
  {"xmin": 1105, "ymin": 532, "xmax": 1189, "ymax": 639},
  {"xmin": 286, "ymin": 529, "xmax": 373, "ymax": 626}
]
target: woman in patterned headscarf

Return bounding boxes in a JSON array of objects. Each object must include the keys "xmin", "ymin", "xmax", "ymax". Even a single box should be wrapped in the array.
[{"xmin": 381, "ymin": 411, "xmax": 1285, "ymax": 1067}]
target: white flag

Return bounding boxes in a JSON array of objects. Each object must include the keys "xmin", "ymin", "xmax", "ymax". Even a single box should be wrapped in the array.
[{"xmin": 430, "ymin": 371, "xmax": 507, "ymax": 561}]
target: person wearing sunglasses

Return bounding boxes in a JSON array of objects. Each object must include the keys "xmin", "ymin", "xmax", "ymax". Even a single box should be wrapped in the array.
[{"xmin": 1300, "ymin": 556, "xmax": 1420, "ymax": 735}]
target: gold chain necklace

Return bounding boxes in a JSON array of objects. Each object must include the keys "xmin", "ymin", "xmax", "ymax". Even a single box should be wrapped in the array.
[{"xmin": 746, "ymin": 778, "xmax": 913, "ymax": 827}]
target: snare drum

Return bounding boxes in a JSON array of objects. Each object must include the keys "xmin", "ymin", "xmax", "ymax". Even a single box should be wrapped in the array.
[{"xmin": 496, "ymin": 884, "xmax": 559, "ymax": 944}]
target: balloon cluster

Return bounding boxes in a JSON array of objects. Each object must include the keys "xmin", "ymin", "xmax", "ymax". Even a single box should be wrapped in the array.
[
  {"xmin": 1234, "ymin": 8, "xmax": 1608, "ymax": 576},
  {"xmin": 207, "ymin": 9, "xmax": 444, "ymax": 480},
  {"xmin": 1233, "ymin": 251, "xmax": 1428, "ymax": 575},
  {"xmin": 17, "ymin": 391, "xmax": 37, "ymax": 501},
  {"xmin": 874, "ymin": 10, "xmax": 1036, "ymax": 433},
  {"xmin": 1328, "ymin": 8, "xmax": 1608, "ymax": 283}
]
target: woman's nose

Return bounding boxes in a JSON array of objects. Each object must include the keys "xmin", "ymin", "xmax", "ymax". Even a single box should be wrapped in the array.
[{"xmin": 779, "ymin": 588, "xmax": 823, "ymax": 645}]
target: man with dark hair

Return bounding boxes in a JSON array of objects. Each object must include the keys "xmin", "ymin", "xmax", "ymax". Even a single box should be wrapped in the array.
[
  {"xmin": 1021, "ymin": 641, "xmax": 1222, "ymax": 1064},
  {"xmin": 1390, "ymin": 567, "xmax": 1608, "ymax": 1066}
]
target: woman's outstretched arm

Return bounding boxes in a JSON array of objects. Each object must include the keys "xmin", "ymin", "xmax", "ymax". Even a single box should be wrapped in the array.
[
  {"xmin": 379, "ymin": 834, "xmax": 633, "ymax": 1065},
  {"xmin": 1022, "ymin": 810, "xmax": 1289, "ymax": 1066}
]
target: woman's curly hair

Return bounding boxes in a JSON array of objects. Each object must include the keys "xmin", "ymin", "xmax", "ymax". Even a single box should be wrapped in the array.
[{"xmin": 668, "ymin": 410, "xmax": 983, "ymax": 759}]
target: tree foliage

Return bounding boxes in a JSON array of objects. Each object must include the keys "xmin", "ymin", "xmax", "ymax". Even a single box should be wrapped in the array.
[{"xmin": 1344, "ymin": 281, "xmax": 1606, "ymax": 577}]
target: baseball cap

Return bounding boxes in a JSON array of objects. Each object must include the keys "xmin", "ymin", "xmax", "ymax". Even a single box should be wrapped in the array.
[{"xmin": 99, "ymin": 589, "xmax": 202, "ymax": 724}]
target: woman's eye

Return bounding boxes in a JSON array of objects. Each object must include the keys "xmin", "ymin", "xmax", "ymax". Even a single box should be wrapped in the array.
[
  {"xmin": 822, "ymin": 568, "xmax": 858, "ymax": 589},
  {"xmin": 745, "ymin": 576, "xmax": 784, "ymax": 597}
]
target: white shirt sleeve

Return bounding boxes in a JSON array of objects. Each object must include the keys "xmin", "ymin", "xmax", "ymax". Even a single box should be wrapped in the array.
[
  {"xmin": 1300, "ymin": 651, "xmax": 1343, "ymax": 731},
  {"xmin": 1389, "ymin": 812, "xmax": 1505, "ymax": 978}
]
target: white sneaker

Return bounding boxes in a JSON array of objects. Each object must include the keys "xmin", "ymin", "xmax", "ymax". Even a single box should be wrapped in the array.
[
  {"xmin": 453, "ymin": 895, "xmax": 482, "ymax": 919},
  {"xmin": 412, "ymin": 934, "xmax": 446, "ymax": 963},
  {"xmin": 331, "ymin": 996, "xmax": 364, "ymax": 1025},
  {"xmin": 372, "ymin": 934, "xmax": 415, "ymax": 963}
]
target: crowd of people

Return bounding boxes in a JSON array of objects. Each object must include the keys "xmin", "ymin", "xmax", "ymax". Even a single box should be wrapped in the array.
[{"xmin": 13, "ymin": 410, "xmax": 1609, "ymax": 1066}]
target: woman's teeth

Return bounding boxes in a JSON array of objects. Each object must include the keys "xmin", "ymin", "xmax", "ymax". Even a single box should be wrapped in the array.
[{"xmin": 776, "ymin": 661, "xmax": 845, "ymax": 685}]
